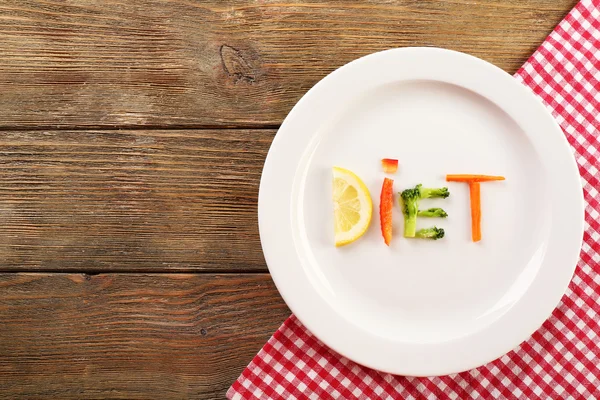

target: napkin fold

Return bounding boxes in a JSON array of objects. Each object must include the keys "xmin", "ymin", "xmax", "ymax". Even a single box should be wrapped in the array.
[{"xmin": 229, "ymin": 1, "xmax": 600, "ymax": 398}]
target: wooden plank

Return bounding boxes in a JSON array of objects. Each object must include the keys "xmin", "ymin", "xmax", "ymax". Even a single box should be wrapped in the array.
[
  {"xmin": 0, "ymin": 0, "xmax": 576, "ymax": 128},
  {"xmin": 0, "ymin": 130, "xmax": 273, "ymax": 272},
  {"xmin": 0, "ymin": 273, "xmax": 289, "ymax": 399}
]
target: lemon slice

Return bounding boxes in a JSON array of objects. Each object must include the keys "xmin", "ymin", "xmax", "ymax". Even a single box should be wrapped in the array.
[{"xmin": 332, "ymin": 166, "xmax": 373, "ymax": 246}]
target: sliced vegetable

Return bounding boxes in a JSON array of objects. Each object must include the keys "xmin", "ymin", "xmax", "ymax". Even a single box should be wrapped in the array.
[
  {"xmin": 381, "ymin": 158, "xmax": 399, "ymax": 174},
  {"xmin": 417, "ymin": 184, "xmax": 450, "ymax": 199},
  {"xmin": 379, "ymin": 178, "xmax": 394, "ymax": 246},
  {"xmin": 415, "ymin": 227, "xmax": 445, "ymax": 240},
  {"xmin": 446, "ymin": 174, "xmax": 505, "ymax": 182},
  {"xmin": 417, "ymin": 208, "xmax": 448, "ymax": 218},
  {"xmin": 400, "ymin": 186, "xmax": 420, "ymax": 238},
  {"xmin": 469, "ymin": 182, "xmax": 481, "ymax": 242},
  {"xmin": 446, "ymin": 174, "xmax": 505, "ymax": 242},
  {"xmin": 400, "ymin": 184, "xmax": 449, "ymax": 238}
]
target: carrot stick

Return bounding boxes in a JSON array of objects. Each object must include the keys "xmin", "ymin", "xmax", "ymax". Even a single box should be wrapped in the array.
[
  {"xmin": 469, "ymin": 182, "xmax": 481, "ymax": 242},
  {"xmin": 446, "ymin": 174, "xmax": 505, "ymax": 182}
]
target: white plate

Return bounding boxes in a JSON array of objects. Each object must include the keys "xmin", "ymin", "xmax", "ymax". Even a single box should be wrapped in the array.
[{"xmin": 258, "ymin": 48, "xmax": 584, "ymax": 376}]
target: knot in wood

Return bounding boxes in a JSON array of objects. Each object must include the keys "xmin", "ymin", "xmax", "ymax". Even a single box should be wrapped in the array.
[{"xmin": 220, "ymin": 45, "xmax": 256, "ymax": 84}]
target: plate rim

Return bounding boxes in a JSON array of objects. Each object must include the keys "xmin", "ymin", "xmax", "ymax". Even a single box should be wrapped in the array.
[{"xmin": 258, "ymin": 47, "xmax": 584, "ymax": 376}]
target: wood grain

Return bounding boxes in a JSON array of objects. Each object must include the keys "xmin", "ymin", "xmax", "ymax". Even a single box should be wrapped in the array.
[
  {"xmin": 0, "ymin": 0, "xmax": 576, "ymax": 128},
  {"xmin": 0, "ymin": 273, "xmax": 289, "ymax": 399},
  {"xmin": 0, "ymin": 129, "xmax": 273, "ymax": 272}
]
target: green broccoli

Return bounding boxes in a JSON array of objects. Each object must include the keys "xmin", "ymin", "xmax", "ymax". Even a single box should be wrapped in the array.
[
  {"xmin": 415, "ymin": 227, "xmax": 445, "ymax": 240},
  {"xmin": 417, "ymin": 208, "xmax": 448, "ymax": 218},
  {"xmin": 400, "ymin": 187, "xmax": 420, "ymax": 237},
  {"xmin": 401, "ymin": 184, "xmax": 450, "ymax": 238},
  {"xmin": 417, "ymin": 184, "xmax": 450, "ymax": 199}
]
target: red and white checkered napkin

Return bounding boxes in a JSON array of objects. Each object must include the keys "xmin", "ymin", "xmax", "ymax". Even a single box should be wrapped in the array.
[{"xmin": 229, "ymin": 1, "xmax": 600, "ymax": 398}]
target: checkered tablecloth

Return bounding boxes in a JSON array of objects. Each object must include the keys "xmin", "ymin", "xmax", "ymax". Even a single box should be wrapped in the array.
[{"xmin": 228, "ymin": 1, "xmax": 600, "ymax": 398}]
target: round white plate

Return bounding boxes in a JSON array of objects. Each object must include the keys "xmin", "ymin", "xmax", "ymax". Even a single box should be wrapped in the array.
[{"xmin": 258, "ymin": 47, "xmax": 584, "ymax": 376}]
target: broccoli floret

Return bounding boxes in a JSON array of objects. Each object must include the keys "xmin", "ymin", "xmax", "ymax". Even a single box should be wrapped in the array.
[
  {"xmin": 400, "ymin": 187, "xmax": 420, "ymax": 238},
  {"xmin": 415, "ymin": 227, "xmax": 445, "ymax": 240},
  {"xmin": 417, "ymin": 208, "xmax": 448, "ymax": 218},
  {"xmin": 417, "ymin": 184, "xmax": 449, "ymax": 199},
  {"xmin": 402, "ymin": 184, "xmax": 449, "ymax": 238}
]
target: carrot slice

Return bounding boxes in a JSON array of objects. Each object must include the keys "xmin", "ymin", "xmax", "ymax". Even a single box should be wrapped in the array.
[
  {"xmin": 449, "ymin": 174, "xmax": 505, "ymax": 241},
  {"xmin": 380, "ymin": 178, "xmax": 394, "ymax": 246},
  {"xmin": 469, "ymin": 182, "xmax": 481, "ymax": 242},
  {"xmin": 381, "ymin": 159, "xmax": 399, "ymax": 174},
  {"xmin": 446, "ymin": 174, "xmax": 505, "ymax": 182}
]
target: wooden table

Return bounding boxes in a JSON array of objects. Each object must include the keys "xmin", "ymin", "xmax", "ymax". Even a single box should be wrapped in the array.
[{"xmin": 0, "ymin": 1, "xmax": 576, "ymax": 398}]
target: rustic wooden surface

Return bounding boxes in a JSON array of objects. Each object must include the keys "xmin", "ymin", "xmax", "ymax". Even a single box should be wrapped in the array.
[
  {"xmin": 0, "ymin": 273, "xmax": 289, "ymax": 399},
  {"xmin": 0, "ymin": 129, "xmax": 273, "ymax": 272},
  {"xmin": 0, "ymin": 0, "xmax": 576, "ymax": 129},
  {"xmin": 0, "ymin": 0, "xmax": 577, "ymax": 398}
]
